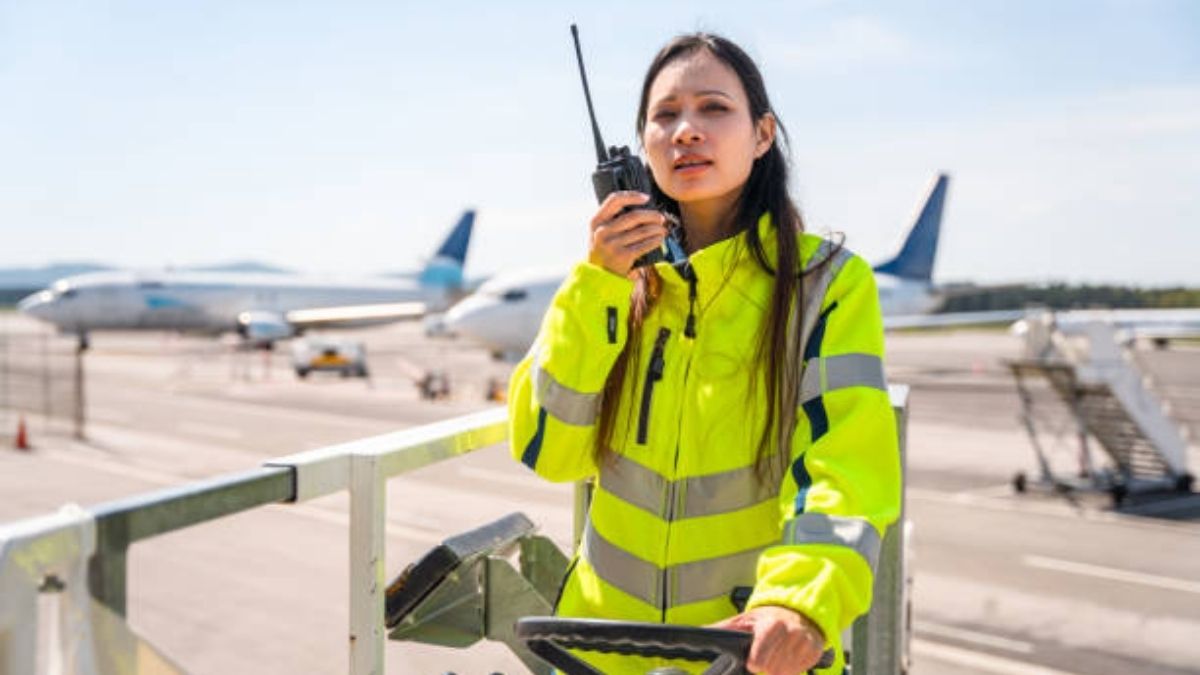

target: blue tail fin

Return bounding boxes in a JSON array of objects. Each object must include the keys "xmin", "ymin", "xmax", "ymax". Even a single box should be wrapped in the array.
[
  {"xmin": 873, "ymin": 174, "xmax": 949, "ymax": 283},
  {"xmin": 419, "ymin": 210, "xmax": 475, "ymax": 288}
]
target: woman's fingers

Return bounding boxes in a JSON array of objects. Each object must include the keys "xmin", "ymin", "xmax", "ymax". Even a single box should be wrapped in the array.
[
  {"xmin": 732, "ymin": 607, "xmax": 824, "ymax": 675},
  {"xmin": 602, "ymin": 223, "xmax": 666, "ymax": 253},
  {"xmin": 588, "ymin": 195, "xmax": 666, "ymax": 275},
  {"xmin": 590, "ymin": 191, "xmax": 651, "ymax": 230}
]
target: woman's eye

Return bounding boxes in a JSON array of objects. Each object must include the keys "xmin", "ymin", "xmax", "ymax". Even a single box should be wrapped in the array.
[
  {"xmin": 702, "ymin": 102, "xmax": 730, "ymax": 113},
  {"xmin": 652, "ymin": 109, "xmax": 678, "ymax": 121}
]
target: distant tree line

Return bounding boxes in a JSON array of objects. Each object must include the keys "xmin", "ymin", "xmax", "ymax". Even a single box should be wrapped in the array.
[
  {"xmin": 940, "ymin": 284, "xmax": 1200, "ymax": 312},
  {"xmin": 0, "ymin": 288, "xmax": 38, "ymax": 307}
]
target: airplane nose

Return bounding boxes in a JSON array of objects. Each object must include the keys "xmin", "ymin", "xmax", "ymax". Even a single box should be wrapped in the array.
[
  {"xmin": 16, "ymin": 290, "xmax": 53, "ymax": 319},
  {"xmin": 444, "ymin": 296, "xmax": 489, "ymax": 341}
]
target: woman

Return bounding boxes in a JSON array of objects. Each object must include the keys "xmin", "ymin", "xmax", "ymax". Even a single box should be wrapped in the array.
[{"xmin": 508, "ymin": 32, "xmax": 901, "ymax": 675}]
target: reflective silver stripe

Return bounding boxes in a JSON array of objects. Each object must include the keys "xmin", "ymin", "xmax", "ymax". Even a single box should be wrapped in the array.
[
  {"xmin": 799, "ymin": 246, "xmax": 853, "ymax": 359},
  {"xmin": 671, "ymin": 544, "xmax": 763, "ymax": 606},
  {"xmin": 781, "ymin": 513, "xmax": 882, "ymax": 571},
  {"xmin": 798, "ymin": 353, "xmax": 887, "ymax": 404},
  {"xmin": 601, "ymin": 453, "xmax": 668, "ymax": 517},
  {"xmin": 532, "ymin": 357, "xmax": 601, "ymax": 426},
  {"xmin": 776, "ymin": 241, "xmax": 852, "ymax": 452},
  {"xmin": 584, "ymin": 521, "xmax": 763, "ymax": 608},
  {"xmin": 584, "ymin": 521, "xmax": 662, "ymax": 606},
  {"xmin": 600, "ymin": 454, "xmax": 780, "ymax": 520}
]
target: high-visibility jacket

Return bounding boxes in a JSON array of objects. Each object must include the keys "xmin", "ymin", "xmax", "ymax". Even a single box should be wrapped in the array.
[{"xmin": 508, "ymin": 213, "xmax": 902, "ymax": 674}]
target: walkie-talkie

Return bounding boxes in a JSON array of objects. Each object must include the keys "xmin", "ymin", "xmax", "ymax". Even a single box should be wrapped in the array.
[{"xmin": 570, "ymin": 25, "xmax": 686, "ymax": 268}]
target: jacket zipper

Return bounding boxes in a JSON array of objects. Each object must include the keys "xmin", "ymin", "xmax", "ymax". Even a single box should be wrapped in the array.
[
  {"xmin": 662, "ymin": 325, "xmax": 696, "ymax": 620},
  {"xmin": 637, "ymin": 327, "xmax": 671, "ymax": 445}
]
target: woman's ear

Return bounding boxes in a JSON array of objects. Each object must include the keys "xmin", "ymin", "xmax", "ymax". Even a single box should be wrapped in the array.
[{"xmin": 754, "ymin": 113, "xmax": 777, "ymax": 159}]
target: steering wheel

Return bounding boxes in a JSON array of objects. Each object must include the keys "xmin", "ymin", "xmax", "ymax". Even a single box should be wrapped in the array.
[{"xmin": 515, "ymin": 617, "xmax": 834, "ymax": 675}]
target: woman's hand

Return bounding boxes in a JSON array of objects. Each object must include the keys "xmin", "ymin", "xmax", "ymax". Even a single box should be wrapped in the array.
[
  {"xmin": 588, "ymin": 191, "xmax": 667, "ymax": 277},
  {"xmin": 711, "ymin": 605, "xmax": 826, "ymax": 674}
]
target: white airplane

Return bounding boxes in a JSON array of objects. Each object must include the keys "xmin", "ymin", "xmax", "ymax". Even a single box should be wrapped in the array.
[
  {"xmin": 443, "ymin": 175, "xmax": 986, "ymax": 360},
  {"xmin": 18, "ymin": 210, "xmax": 475, "ymax": 349}
]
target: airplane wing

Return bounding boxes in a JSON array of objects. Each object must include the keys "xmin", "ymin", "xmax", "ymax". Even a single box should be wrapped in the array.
[
  {"xmin": 884, "ymin": 309, "xmax": 1028, "ymax": 330},
  {"xmin": 285, "ymin": 302, "xmax": 428, "ymax": 329},
  {"xmin": 1051, "ymin": 309, "xmax": 1200, "ymax": 340}
]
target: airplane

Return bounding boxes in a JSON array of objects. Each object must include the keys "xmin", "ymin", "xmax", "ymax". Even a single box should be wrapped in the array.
[
  {"xmin": 17, "ymin": 210, "xmax": 476, "ymax": 350},
  {"xmin": 441, "ymin": 175, "xmax": 994, "ymax": 360}
]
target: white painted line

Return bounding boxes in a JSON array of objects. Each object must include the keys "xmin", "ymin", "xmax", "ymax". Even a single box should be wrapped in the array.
[
  {"xmin": 456, "ymin": 466, "xmax": 571, "ymax": 494},
  {"xmin": 90, "ymin": 407, "xmax": 132, "ymax": 423},
  {"xmin": 907, "ymin": 486, "xmax": 1199, "ymax": 536},
  {"xmin": 279, "ymin": 503, "xmax": 441, "ymax": 546},
  {"xmin": 1023, "ymin": 555, "xmax": 1200, "ymax": 595},
  {"xmin": 915, "ymin": 621, "xmax": 1034, "ymax": 654},
  {"xmin": 178, "ymin": 421, "xmax": 244, "ymax": 442},
  {"xmin": 961, "ymin": 483, "xmax": 1020, "ymax": 499},
  {"xmin": 43, "ymin": 445, "xmax": 443, "ymax": 545},
  {"xmin": 912, "ymin": 638, "xmax": 1078, "ymax": 675}
]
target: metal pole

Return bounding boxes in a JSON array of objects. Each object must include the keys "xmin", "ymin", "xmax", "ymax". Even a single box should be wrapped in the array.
[
  {"xmin": 41, "ymin": 332, "xmax": 51, "ymax": 434},
  {"xmin": 349, "ymin": 453, "xmax": 385, "ymax": 675},
  {"xmin": 851, "ymin": 386, "xmax": 909, "ymax": 675},
  {"xmin": 74, "ymin": 342, "xmax": 86, "ymax": 440}
]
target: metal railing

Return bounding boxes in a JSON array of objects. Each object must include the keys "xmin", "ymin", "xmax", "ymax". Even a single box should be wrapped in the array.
[{"xmin": 0, "ymin": 388, "xmax": 908, "ymax": 674}]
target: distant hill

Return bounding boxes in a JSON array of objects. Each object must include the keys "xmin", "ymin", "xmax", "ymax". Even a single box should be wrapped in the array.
[
  {"xmin": 0, "ymin": 260, "xmax": 295, "ymax": 288},
  {"xmin": 0, "ymin": 261, "xmax": 297, "ymax": 306},
  {"xmin": 184, "ymin": 261, "xmax": 294, "ymax": 274},
  {"xmin": 0, "ymin": 263, "xmax": 114, "ymax": 289}
]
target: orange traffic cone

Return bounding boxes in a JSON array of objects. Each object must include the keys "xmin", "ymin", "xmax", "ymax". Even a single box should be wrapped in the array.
[{"xmin": 15, "ymin": 416, "xmax": 30, "ymax": 451}]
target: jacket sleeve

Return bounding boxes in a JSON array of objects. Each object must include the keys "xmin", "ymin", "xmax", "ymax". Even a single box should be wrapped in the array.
[
  {"xmin": 745, "ymin": 254, "xmax": 903, "ymax": 643},
  {"xmin": 507, "ymin": 262, "xmax": 635, "ymax": 482}
]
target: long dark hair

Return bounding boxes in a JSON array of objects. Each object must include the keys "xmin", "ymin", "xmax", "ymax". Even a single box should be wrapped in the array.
[{"xmin": 595, "ymin": 33, "xmax": 809, "ymax": 480}]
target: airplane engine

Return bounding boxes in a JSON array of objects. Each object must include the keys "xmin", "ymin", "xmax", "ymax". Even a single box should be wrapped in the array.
[{"xmin": 236, "ymin": 311, "xmax": 293, "ymax": 346}]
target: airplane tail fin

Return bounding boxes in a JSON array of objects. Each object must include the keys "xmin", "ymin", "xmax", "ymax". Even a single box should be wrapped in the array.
[
  {"xmin": 419, "ymin": 210, "xmax": 475, "ymax": 288},
  {"xmin": 873, "ymin": 174, "xmax": 949, "ymax": 283}
]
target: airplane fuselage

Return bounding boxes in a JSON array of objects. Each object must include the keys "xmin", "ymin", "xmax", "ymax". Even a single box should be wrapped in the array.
[{"xmin": 18, "ymin": 270, "xmax": 444, "ymax": 336}]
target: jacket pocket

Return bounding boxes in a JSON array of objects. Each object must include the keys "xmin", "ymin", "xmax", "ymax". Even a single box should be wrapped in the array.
[{"xmin": 637, "ymin": 327, "xmax": 671, "ymax": 444}]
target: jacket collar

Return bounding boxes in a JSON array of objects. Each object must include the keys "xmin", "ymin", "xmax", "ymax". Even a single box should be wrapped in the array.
[{"xmin": 656, "ymin": 212, "xmax": 775, "ymax": 307}]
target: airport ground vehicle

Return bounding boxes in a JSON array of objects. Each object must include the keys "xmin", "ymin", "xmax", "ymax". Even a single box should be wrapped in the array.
[{"xmin": 290, "ymin": 336, "xmax": 368, "ymax": 378}]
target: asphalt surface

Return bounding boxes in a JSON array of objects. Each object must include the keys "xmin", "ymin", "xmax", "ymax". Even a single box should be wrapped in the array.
[{"xmin": 1, "ymin": 317, "xmax": 1198, "ymax": 674}]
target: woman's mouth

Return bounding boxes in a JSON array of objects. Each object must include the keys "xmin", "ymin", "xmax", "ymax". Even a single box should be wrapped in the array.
[{"xmin": 673, "ymin": 156, "xmax": 712, "ymax": 174}]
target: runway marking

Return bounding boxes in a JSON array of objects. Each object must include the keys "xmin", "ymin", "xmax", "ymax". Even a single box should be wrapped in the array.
[
  {"xmin": 915, "ymin": 621, "xmax": 1034, "ymax": 654},
  {"xmin": 912, "ymin": 638, "xmax": 1077, "ymax": 675},
  {"xmin": 1022, "ymin": 554, "xmax": 1200, "ymax": 595},
  {"xmin": 960, "ymin": 483, "xmax": 1019, "ymax": 498},
  {"xmin": 91, "ymin": 407, "xmax": 132, "ymax": 423},
  {"xmin": 178, "ymin": 421, "xmax": 244, "ymax": 442},
  {"xmin": 35, "ymin": 446, "xmax": 445, "ymax": 545},
  {"xmin": 456, "ymin": 466, "xmax": 572, "ymax": 495},
  {"xmin": 907, "ymin": 487, "xmax": 1199, "ymax": 536},
  {"xmin": 279, "ymin": 503, "xmax": 441, "ymax": 546},
  {"xmin": 96, "ymin": 384, "xmax": 406, "ymax": 432}
]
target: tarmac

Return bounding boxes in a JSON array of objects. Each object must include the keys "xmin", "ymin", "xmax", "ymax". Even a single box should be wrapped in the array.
[{"xmin": 2, "ymin": 316, "xmax": 1198, "ymax": 674}]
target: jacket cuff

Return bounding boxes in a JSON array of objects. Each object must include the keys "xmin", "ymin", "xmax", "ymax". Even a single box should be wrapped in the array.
[{"xmin": 744, "ymin": 549, "xmax": 849, "ymax": 650}]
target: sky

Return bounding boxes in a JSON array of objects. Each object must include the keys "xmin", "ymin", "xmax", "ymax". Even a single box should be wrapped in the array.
[{"xmin": 1, "ymin": 0, "xmax": 1198, "ymax": 286}]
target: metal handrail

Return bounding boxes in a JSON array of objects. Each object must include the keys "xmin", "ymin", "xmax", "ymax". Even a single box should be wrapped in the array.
[{"xmin": 0, "ymin": 406, "xmax": 508, "ymax": 675}]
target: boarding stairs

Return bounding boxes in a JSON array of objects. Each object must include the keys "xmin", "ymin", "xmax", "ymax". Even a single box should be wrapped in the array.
[{"xmin": 1007, "ymin": 311, "xmax": 1193, "ymax": 502}]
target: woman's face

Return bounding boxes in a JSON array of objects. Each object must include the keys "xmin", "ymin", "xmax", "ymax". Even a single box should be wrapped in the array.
[{"xmin": 641, "ymin": 49, "xmax": 774, "ymax": 209}]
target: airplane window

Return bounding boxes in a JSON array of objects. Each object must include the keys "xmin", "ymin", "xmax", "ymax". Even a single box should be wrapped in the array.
[
  {"xmin": 59, "ymin": 288, "xmax": 78, "ymax": 299},
  {"xmin": 501, "ymin": 289, "xmax": 528, "ymax": 302},
  {"xmin": 138, "ymin": 281, "xmax": 165, "ymax": 289}
]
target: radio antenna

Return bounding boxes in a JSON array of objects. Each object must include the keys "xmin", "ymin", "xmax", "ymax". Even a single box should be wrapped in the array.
[{"xmin": 570, "ymin": 24, "xmax": 609, "ymax": 163}]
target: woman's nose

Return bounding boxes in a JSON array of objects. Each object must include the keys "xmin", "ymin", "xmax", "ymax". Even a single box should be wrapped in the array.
[{"xmin": 672, "ymin": 116, "xmax": 703, "ymax": 145}]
